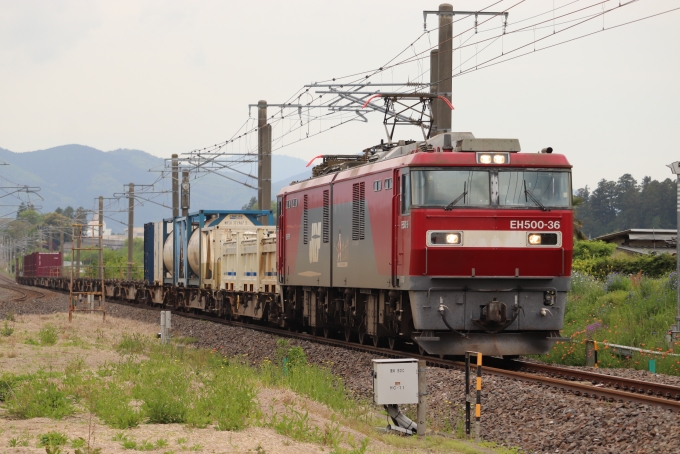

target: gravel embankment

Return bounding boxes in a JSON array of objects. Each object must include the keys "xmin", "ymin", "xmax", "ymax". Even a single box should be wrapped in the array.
[{"xmin": 2, "ymin": 282, "xmax": 680, "ymax": 453}]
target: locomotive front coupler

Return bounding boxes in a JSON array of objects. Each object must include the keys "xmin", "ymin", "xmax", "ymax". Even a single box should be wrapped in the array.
[{"xmin": 471, "ymin": 297, "xmax": 523, "ymax": 334}]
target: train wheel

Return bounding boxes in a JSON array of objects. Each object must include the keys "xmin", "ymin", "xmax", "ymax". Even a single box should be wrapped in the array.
[
  {"xmin": 323, "ymin": 328, "xmax": 330, "ymax": 338},
  {"xmin": 372, "ymin": 335, "xmax": 380, "ymax": 347},
  {"xmin": 358, "ymin": 331, "xmax": 366, "ymax": 345},
  {"xmin": 388, "ymin": 337, "xmax": 396, "ymax": 350}
]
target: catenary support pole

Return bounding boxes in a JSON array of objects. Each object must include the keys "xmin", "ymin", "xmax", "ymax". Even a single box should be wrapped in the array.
[
  {"xmin": 417, "ymin": 359, "xmax": 428, "ymax": 438},
  {"xmin": 172, "ymin": 154, "xmax": 179, "ymax": 218},
  {"xmin": 181, "ymin": 170, "xmax": 190, "ymax": 217},
  {"xmin": 257, "ymin": 100, "xmax": 271, "ymax": 225},
  {"xmin": 676, "ymin": 174, "xmax": 680, "ymax": 340},
  {"xmin": 437, "ymin": 3, "xmax": 453, "ymax": 133},
  {"xmin": 60, "ymin": 231, "xmax": 64, "ymax": 276},
  {"xmin": 128, "ymin": 183, "xmax": 134, "ymax": 280}
]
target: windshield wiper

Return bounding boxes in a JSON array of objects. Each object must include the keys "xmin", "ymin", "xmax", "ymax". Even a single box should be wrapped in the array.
[
  {"xmin": 524, "ymin": 180, "xmax": 550, "ymax": 211},
  {"xmin": 444, "ymin": 182, "xmax": 467, "ymax": 211}
]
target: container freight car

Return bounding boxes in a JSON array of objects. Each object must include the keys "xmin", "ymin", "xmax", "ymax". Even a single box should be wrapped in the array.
[{"xmin": 22, "ymin": 252, "xmax": 62, "ymax": 277}]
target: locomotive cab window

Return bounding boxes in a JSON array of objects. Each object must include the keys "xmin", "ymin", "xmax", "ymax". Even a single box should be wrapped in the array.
[
  {"xmin": 498, "ymin": 171, "xmax": 571, "ymax": 208},
  {"xmin": 373, "ymin": 180, "xmax": 382, "ymax": 192},
  {"xmin": 411, "ymin": 170, "xmax": 490, "ymax": 207},
  {"xmin": 401, "ymin": 173, "xmax": 411, "ymax": 214}
]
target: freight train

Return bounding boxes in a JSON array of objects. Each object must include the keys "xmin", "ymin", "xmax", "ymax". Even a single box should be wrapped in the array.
[{"xmin": 18, "ymin": 131, "xmax": 573, "ymax": 356}]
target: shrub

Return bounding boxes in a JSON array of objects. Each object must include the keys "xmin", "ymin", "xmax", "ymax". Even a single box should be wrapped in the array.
[
  {"xmin": 573, "ymin": 240, "xmax": 616, "ymax": 260},
  {"xmin": 39, "ymin": 324, "xmax": 59, "ymax": 346},
  {"xmin": 1, "ymin": 321, "xmax": 14, "ymax": 336},
  {"xmin": 573, "ymin": 253, "xmax": 676, "ymax": 280},
  {"xmin": 604, "ymin": 273, "xmax": 631, "ymax": 292}
]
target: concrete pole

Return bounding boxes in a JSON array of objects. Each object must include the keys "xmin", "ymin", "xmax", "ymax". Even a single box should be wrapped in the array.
[
  {"xmin": 430, "ymin": 50, "xmax": 439, "ymax": 136},
  {"xmin": 258, "ymin": 100, "xmax": 271, "ymax": 225},
  {"xmin": 417, "ymin": 359, "xmax": 428, "ymax": 438},
  {"xmin": 128, "ymin": 183, "xmax": 134, "ymax": 280},
  {"xmin": 437, "ymin": 3, "xmax": 453, "ymax": 133},
  {"xmin": 48, "ymin": 228, "xmax": 53, "ymax": 252},
  {"xmin": 172, "ymin": 154, "xmax": 179, "ymax": 218},
  {"xmin": 99, "ymin": 196, "xmax": 104, "ymax": 279},
  {"xmin": 181, "ymin": 170, "xmax": 190, "ymax": 217}
]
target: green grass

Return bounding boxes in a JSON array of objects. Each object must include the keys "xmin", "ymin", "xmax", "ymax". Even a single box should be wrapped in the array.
[
  {"xmin": 1, "ymin": 321, "xmax": 14, "ymax": 336},
  {"xmin": 540, "ymin": 271, "xmax": 680, "ymax": 375}
]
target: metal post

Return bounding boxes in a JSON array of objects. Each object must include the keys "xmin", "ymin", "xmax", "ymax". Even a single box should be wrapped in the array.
[
  {"xmin": 430, "ymin": 50, "xmax": 439, "ymax": 135},
  {"xmin": 417, "ymin": 359, "xmax": 427, "ymax": 438},
  {"xmin": 99, "ymin": 196, "xmax": 104, "ymax": 279},
  {"xmin": 75, "ymin": 213, "xmax": 81, "ymax": 278},
  {"xmin": 676, "ymin": 174, "xmax": 680, "ymax": 341},
  {"xmin": 59, "ymin": 230, "xmax": 64, "ymax": 276},
  {"xmin": 258, "ymin": 100, "xmax": 271, "ymax": 225},
  {"xmin": 128, "ymin": 183, "xmax": 134, "ymax": 280},
  {"xmin": 474, "ymin": 353, "xmax": 482, "ymax": 441},
  {"xmin": 48, "ymin": 229, "xmax": 52, "ymax": 252},
  {"xmin": 172, "ymin": 154, "xmax": 179, "ymax": 218},
  {"xmin": 181, "ymin": 170, "xmax": 190, "ymax": 217},
  {"xmin": 437, "ymin": 3, "xmax": 453, "ymax": 133},
  {"xmin": 464, "ymin": 352, "xmax": 471, "ymax": 436}
]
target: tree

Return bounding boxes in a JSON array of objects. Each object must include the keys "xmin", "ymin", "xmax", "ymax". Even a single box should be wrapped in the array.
[{"xmin": 63, "ymin": 206, "xmax": 75, "ymax": 219}]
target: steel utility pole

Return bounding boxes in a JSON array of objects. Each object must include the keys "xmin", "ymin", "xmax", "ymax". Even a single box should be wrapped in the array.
[
  {"xmin": 666, "ymin": 162, "xmax": 680, "ymax": 343},
  {"xmin": 128, "ymin": 183, "xmax": 134, "ymax": 280},
  {"xmin": 172, "ymin": 154, "xmax": 179, "ymax": 218},
  {"xmin": 258, "ymin": 100, "xmax": 272, "ymax": 225},
  {"xmin": 181, "ymin": 170, "xmax": 190, "ymax": 217},
  {"xmin": 99, "ymin": 196, "xmax": 104, "ymax": 279}
]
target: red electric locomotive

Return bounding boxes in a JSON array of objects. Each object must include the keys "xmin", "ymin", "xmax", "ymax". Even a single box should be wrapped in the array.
[{"xmin": 277, "ymin": 132, "xmax": 572, "ymax": 356}]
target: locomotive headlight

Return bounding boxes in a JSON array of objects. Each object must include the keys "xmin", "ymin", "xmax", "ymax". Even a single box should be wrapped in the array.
[
  {"xmin": 445, "ymin": 233, "xmax": 461, "ymax": 244},
  {"xmin": 528, "ymin": 233, "xmax": 542, "ymax": 245},
  {"xmin": 479, "ymin": 154, "xmax": 492, "ymax": 164},
  {"xmin": 429, "ymin": 231, "xmax": 463, "ymax": 246},
  {"xmin": 493, "ymin": 154, "xmax": 506, "ymax": 164}
]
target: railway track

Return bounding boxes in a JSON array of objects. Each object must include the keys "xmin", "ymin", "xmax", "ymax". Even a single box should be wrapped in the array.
[
  {"xmin": 11, "ymin": 280, "xmax": 680, "ymax": 413},
  {"xmin": 0, "ymin": 274, "xmax": 46, "ymax": 303}
]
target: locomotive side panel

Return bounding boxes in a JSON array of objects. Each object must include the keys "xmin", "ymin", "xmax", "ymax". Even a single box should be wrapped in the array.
[
  {"xmin": 281, "ymin": 186, "xmax": 332, "ymax": 288},
  {"xmin": 332, "ymin": 173, "xmax": 384, "ymax": 289}
]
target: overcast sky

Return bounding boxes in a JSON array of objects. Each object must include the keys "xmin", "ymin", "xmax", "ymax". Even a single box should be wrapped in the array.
[{"xmin": 0, "ymin": 0, "xmax": 678, "ymax": 192}]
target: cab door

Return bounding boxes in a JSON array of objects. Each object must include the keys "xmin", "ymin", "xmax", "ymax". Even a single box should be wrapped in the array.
[
  {"xmin": 276, "ymin": 195, "xmax": 285, "ymax": 284},
  {"xmin": 392, "ymin": 168, "xmax": 410, "ymax": 287}
]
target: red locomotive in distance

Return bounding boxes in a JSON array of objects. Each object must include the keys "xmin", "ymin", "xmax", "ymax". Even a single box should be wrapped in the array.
[{"xmin": 277, "ymin": 132, "xmax": 572, "ymax": 356}]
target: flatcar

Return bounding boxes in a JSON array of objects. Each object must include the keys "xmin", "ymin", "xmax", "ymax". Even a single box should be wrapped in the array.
[{"xmin": 19, "ymin": 131, "xmax": 573, "ymax": 357}]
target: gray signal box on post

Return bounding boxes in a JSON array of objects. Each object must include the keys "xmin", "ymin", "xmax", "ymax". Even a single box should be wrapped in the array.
[{"xmin": 372, "ymin": 358, "xmax": 419, "ymax": 405}]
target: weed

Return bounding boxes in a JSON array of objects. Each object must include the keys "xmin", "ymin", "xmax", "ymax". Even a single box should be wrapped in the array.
[
  {"xmin": 122, "ymin": 438, "xmax": 137, "ymax": 449},
  {"xmin": 138, "ymin": 440, "xmax": 155, "ymax": 451},
  {"xmin": 71, "ymin": 437, "xmax": 86, "ymax": 448},
  {"xmin": 38, "ymin": 324, "xmax": 59, "ymax": 346},
  {"xmin": 5, "ymin": 311, "xmax": 16, "ymax": 321},
  {"xmin": 189, "ymin": 444, "xmax": 203, "ymax": 451},
  {"xmin": 117, "ymin": 332, "xmax": 146, "ymax": 354},
  {"xmin": 7, "ymin": 435, "xmax": 29, "ymax": 447},
  {"xmin": 74, "ymin": 448, "xmax": 103, "ymax": 454},
  {"xmin": 176, "ymin": 437, "xmax": 187, "ymax": 445},
  {"xmin": 1, "ymin": 321, "xmax": 14, "ymax": 336},
  {"xmin": 112, "ymin": 432, "xmax": 129, "ymax": 442},
  {"xmin": 270, "ymin": 408, "xmax": 321, "ymax": 443},
  {"xmin": 37, "ymin": 431, "xmax": 69, "ymax": 448},
  {"xmin": 155, "ymin": 438, "xmax": 168, "ymax": 448},
  {"xmin": 7, "ymin": 377, "xmax": 74, "ymax": 419},
  {"xmin": 25, "ymin": 337, "xmax": 39, "ymax": 345}
]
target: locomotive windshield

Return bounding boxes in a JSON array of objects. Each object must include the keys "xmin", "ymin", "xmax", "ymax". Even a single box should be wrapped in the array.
[{"xmin": 410, "ymin": 168, "xmax": 571, "ymax": 208}]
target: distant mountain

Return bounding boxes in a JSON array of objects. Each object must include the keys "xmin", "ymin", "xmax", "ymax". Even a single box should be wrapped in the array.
[{"xmin": 0, "ymin": 145, "xmax": 310, "ymax": 228}]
